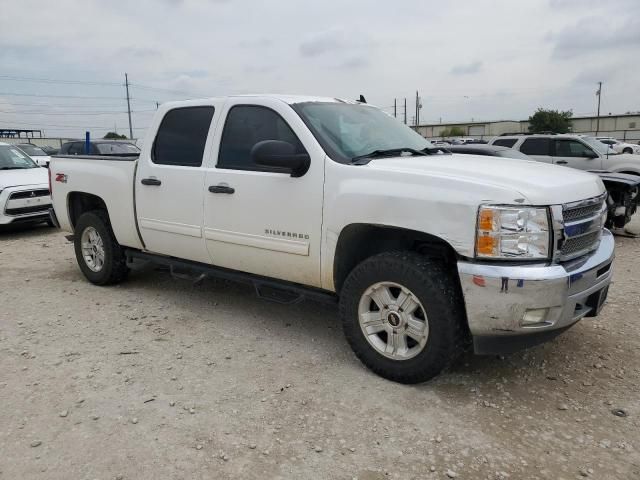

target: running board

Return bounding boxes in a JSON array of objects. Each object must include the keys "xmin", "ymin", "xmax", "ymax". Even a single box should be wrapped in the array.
[{"xmin": 125, "ymin": 249, "xmax": 337, "ymax": 305}]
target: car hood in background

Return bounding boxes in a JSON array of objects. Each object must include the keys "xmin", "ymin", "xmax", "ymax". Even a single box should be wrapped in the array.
[{"xmin": 0, "ymin": 167, "xmax": 48, "ymax": 190}]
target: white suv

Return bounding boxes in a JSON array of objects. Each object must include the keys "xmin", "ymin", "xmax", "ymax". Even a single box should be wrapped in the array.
[{"xmin": 490, "ymin": 134, "xmax": 640, "ymax": 175}]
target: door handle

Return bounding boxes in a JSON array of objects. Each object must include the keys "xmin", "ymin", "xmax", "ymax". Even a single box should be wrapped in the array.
[
  {"xmin": 141, "ymin": 178, "xmax": 162, "ymax": 186},
  {"xmin": 209, "ymin": 184, "xmax": 235, "ymax": 194},
  {"xmin": 556, "ymin": 160, "xmax": 568, "ymax": 165}
]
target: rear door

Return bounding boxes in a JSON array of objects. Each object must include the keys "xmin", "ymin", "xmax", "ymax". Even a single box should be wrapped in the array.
[
  {"xmin": 135, "ymin": 102, "xmax": 222, "ymax": 264},
  {"xmin": 551, "ymin": 139, "xmax": 601, "ymax": 170},
  {"xmin": 202, "ymin": 98, "xmax": 325, "ymax": 287},
  {"xmin": 518, "ymin": 137, "xmax": 552, "ymax": 163}
]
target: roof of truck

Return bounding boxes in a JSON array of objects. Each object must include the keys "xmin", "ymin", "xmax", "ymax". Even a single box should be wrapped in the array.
[{"xmin": 233, "ymin": 94, "xmax": 359, "ymax": 105}]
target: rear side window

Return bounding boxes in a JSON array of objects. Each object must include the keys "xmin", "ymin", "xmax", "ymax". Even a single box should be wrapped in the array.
[
  {"xmin": 217, "ymin": 105, "xmax": 306, "ymax": 171},
  {"xmin": 492, "ymin": 138, "xmax": 517, "ymax": 148},
  {"xmin": 152, "ymin": 106, "xmax": 214, "ymax": 167},
  {"xmin": 520, "ymin": 138, "xmax": 551, "ymax": 156},
  {"xmin": 554, "ymin": 140, "xmax": 595, "ymax": 157}
]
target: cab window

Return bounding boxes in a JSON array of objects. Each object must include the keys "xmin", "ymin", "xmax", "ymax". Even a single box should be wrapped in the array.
[{"xmin": 217, "ymin": 105, "xmax": 306, "ymax": 172}]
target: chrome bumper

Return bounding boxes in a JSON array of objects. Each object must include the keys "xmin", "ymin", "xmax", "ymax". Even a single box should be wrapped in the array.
[{"xmin": 457, "ymin": 229, "xmax": 614, "ymax": 353}]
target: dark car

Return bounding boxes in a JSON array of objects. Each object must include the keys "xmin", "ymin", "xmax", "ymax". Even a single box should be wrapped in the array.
[
  {"xmin": 59, "ymin": 141, "xmax": 140, "ymax": 156},
  {"xmin": 448, "ymin": 143, "xmax": 639, "ymax": 234},
  {"xmin": 39, "ymin": 145, "xmax": 59, "ymax": 155}
]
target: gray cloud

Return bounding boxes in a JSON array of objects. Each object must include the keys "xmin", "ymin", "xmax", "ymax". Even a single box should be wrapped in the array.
[
  {"xmin": 450, "ymin": 61, "xmax": 483, "ymax": 75},
  {"xmin": 550, "ymin": 16, "xmax": 640, "ymax": 59},
  {"xmin": 299, "ymin": 31, "xmax": 346, "ymax": 57}
]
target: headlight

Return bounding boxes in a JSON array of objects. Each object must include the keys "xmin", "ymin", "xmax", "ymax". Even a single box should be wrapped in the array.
[{"xmin": 476, "ymin": 206, "xmax": 550, "ymax": 260}]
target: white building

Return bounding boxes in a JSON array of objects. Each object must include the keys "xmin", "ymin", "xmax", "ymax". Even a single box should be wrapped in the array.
[{"xmin": 414, "ymin": 113, "xmax": 640, "ymax": 143}]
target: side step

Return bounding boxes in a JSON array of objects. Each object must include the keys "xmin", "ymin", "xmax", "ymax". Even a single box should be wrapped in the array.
[{"xmin": 125, "ymin": 249, "xmax": 337, "ymax": 305}]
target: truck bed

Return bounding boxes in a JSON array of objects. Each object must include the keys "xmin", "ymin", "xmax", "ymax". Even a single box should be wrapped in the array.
[{"xmin": 50, "ymin": 155, "xmax": 144, "ymax": 249}]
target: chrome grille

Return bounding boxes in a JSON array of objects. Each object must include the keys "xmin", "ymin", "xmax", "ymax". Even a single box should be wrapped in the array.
[
  {"xmin": 563, "ymin": 202, "xmax": 604, "ymax": 223},
  {"xmin": 560, "ymin": 231, "xmax": 600, "ymax": 257},
  {"xmin": 8, "ymin": 189, "xmax": 50, "ymax": 200},
  {"xmin": 558, "ymin": 194, "xmax": 606, "ymax": 262}
]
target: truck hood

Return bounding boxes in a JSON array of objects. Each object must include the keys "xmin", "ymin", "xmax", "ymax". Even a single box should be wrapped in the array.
[
  {"xmin": 0, "ymin": 167, "xmax": 48, "ymax": 190},
  {"xmin": 367, "ymin": 154, "xmax": 605, "ymax": 205}
]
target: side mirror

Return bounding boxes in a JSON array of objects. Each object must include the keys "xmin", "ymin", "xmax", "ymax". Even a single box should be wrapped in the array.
[{"xmin": 251, "ymin": 140, "xmax": 310, "ymax": 177}]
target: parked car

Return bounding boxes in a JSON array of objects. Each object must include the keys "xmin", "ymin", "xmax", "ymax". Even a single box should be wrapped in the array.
[
  {"xmin": 14, "ymin": 143, "xmax": 51, "ymax": 167},
  {"xmin": 489, "ymin": 134, "xmax": 640, "ymax": 174},
  {"xmin": 39, "ymin": 145, "xmax": 59, "ymax": 155},
  {"xmin": 596, "ymin": 137, "xmax": 640, "ymax": 155},
  {"xmin": 49, "ymin": 95, "xmax": 614, "ymax": 384},
  {"xmin": 59, "ymin": 140, "xmax": 140, "ymax": 156},
  {"xmin": 0, "ymin": 142, "xmax": 52, "ymax": 226},
  {"xmin": 448, "ymin": 144, "xmax": 639, "ymax": 235}
]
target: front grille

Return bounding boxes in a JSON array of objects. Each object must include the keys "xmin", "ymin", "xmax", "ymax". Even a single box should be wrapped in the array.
[
  {"xmin": 560, "ymin": 230, "xmax": 600, "ymax": 257},
  {"xmin": 5, "ymin": 204, "xmax": 51, "ymax": 216},
  {"xmin": 563, "ymin": 201, "xmax": 604, "ymax": 223},
  {"xmin": 9, "ymin": 189, "xmax": 50, "ymax": 200},
  {"xmin": 558, "ymin": 194, "xmax": 606, "ymax": 262}
]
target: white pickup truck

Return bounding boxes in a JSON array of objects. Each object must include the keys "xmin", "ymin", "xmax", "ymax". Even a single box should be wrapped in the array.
[{"xmin": 49, "ymin": 95, "xmax": 615, "ymax": 383}]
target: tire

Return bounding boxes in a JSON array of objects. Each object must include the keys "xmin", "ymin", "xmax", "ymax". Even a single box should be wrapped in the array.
[
  {"xmin": 339, "ymin": 251, "xmax": 467, "ymax": 384},
  {"xmin": 623, "ymin": 148, "xmax": 633, "ymax": 154},
  {"xmin": 74, "ymin": 210, "xmax": 128, "ymax": 285}
]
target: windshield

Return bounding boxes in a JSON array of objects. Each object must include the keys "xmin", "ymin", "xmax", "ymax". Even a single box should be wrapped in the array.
[
  {"xmin": 96, "ymin": 143, "xmax": 140, "ymax": 154},
  {"xmin": 293, "ymin": 102, "xmax": 432, "ymax": 163},
  {"xmin": 0, "ymin": 145, "xmax": 38, "ymax": 169},
  {"xmin": 17, "ymin": 144, "xmax": 47, "ymax": 156},
  {"xmin": 581, "ymin": 136, "xmax": 614, "ymax": 155}
]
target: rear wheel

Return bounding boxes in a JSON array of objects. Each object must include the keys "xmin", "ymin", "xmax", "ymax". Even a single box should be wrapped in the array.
[
  {"xmin": 74, "ymin": 210, "xmax": 128, "ymax": 285},
  {"xmin": 623, "ymin": 147, "xmax": 633, "ymax": 154},
  {"xmin": 339, "ymin": 251, "xmax": 466, "ymax": 384}
]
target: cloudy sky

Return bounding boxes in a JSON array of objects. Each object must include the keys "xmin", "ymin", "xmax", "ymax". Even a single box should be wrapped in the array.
[{"xmin": 0, "ymin": 0, "xmax": 638, "ymax": 138}]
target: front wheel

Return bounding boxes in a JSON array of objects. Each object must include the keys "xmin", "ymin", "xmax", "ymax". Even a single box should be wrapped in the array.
[
  {"xmin": 74, "ymin": 210, "xmax": 128, "ymax": 285},
  {"xmin": 623, "ymin": 148, "xmax": 633, "ymax": 154},
  {"xmin": 339, "ymin": 251, "xmax": 467, "ymax": 384}
]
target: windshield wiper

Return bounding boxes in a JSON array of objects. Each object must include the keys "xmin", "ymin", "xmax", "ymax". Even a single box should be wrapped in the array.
[
  {"xmin": 423, "ymin": 146, "xmax": 451, "ymax": 155},
  {"xmin": 351, "ymin": 148, "xmax": 427, "ymax": 164}
]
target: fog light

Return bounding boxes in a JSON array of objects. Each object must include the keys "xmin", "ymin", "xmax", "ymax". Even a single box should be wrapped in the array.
[{"xmin": 521, "ymin": 308, "xmax": 549, "ymax": 326}]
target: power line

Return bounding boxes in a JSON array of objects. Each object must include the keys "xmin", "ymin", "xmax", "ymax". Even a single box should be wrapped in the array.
[
  {"xmin": 0, "ymin": 119, "xmax": 149, "ymax": 129},
  {"xmin": 0, "ymin": 75, "xmax": 122, "ymax": 86},
  {"xmin": 0, "ymin": 109, "xmax": 155, "ymax": 116},
  {"xmin": 0, "ymin": 91, "xmax": 147, "ymax": 101}
]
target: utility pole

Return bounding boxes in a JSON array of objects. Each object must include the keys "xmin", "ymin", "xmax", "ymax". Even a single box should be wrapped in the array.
[
  {"xmin": 125, "ymin": 73, "xmax": 133, "ymax": 140},
  {"xmin": 393, "ymin": 98, "xmax": 397, "ymax": 118},
  {"xmin": 415, "ymin": 91, "xmax": 420, "ymax": 126},
  {"xmin": 403, "ymin": 98, "xmax": 407, "ymax": 125},
  {"xmin": 595, "ymin": 81, "xmax": 602, "ymax": 136}
]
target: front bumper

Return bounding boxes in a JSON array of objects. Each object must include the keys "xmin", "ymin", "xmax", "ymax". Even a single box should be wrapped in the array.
[
  {"xmin": 457, "ymin": 229, "xmax": 615, "ymax": 354},
  {"xmin": 0, "ymin": 185, "xmax": 52, "ymax": 225}
]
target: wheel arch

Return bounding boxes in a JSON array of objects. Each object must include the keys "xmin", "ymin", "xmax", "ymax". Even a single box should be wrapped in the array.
[
  {"xmin": 67, "ymin": 191, "xmax": 110, "ymax": 230},
  {"xmin": 333, "ymin": 223, "xmax": 461, "ymax": 294}
]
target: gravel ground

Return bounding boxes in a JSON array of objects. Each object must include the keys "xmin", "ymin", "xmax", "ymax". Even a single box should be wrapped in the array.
[{"xmin": 1, "ymin": 219, "xmax": 639, "ymax": 480}]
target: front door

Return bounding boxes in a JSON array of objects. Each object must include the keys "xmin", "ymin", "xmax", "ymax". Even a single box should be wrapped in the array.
[
  {"xmin": 552, "ymin": 139, "xmax": 601, "ymax": 170},
  {"xmin": 135, "ymin": 104, "xmax": 220, "ymax": 264},
  {"xmin": 202, "ymin": 98, "xmax": 325, "ymax": 287}
]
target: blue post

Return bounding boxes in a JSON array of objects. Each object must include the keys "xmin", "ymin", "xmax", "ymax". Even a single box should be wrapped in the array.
[{"xmin": 85, "ymin": 131, "xmax": 90, "ymax": 154}]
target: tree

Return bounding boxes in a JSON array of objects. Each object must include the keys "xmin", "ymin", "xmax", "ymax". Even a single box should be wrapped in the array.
[
  {"xmin": 528, "ymin": 108, "xmax": 573, "ymax": 134},
  {"xmin": 103, "ymin": 131, "xmax": 127, "ymax": 139},
  {"xmin": 440, "ymin": 126, "xmax": 466, "ymax": 137}
]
